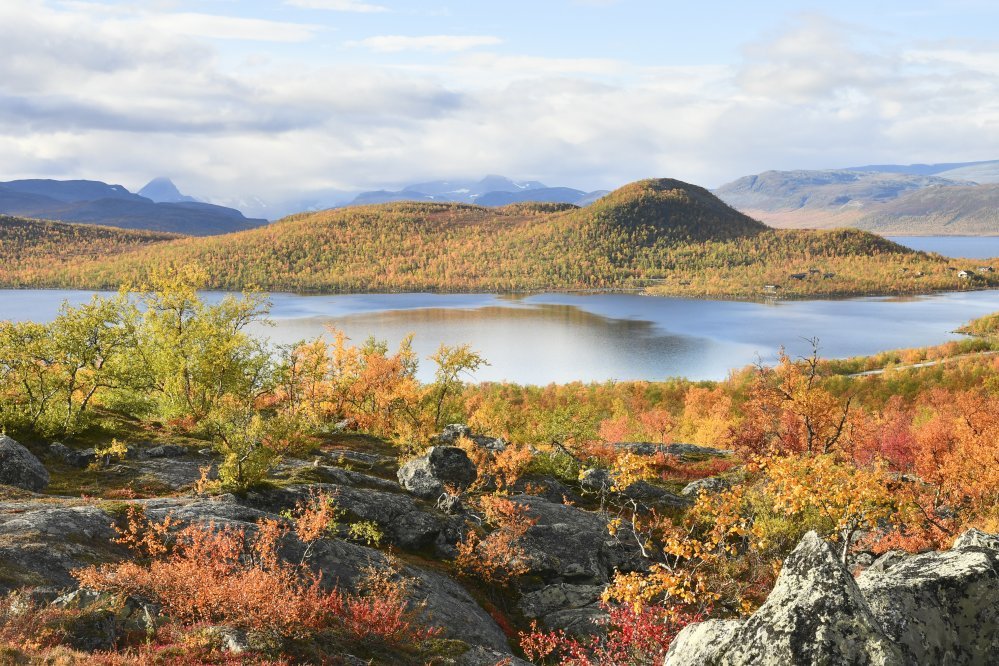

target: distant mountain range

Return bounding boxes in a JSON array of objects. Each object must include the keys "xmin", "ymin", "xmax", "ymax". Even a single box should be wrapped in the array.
[
  {"xmin": 0, "ymin": 178, "xmax": 266, "ymax": 236},
  {"xmin": 715, "ymin": 160, "xmax": 999, "ymax": 234},
  {"xmin": 345, "ymin": 175, "xmax": 609, "ymax": 208}
]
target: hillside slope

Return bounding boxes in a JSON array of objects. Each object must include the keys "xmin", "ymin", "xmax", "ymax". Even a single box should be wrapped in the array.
[
  {"xmin": 1, "ymin": 178, "xmax": 991, "ymax": 298},
  {"xmin": 854, "ymin": 184, "xmax": 999, "ymax": 235},
  {"xmin": 715, "ymin": 167, "xmax": 999, "ymax": 233},
  {"xmin": 0, "ymin": 215, "xmax": 177, "ymax": 287}
]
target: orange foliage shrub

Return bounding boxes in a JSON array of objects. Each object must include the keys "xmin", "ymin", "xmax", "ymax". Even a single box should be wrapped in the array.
[
  {"xmin": 456, "ymin": 495, "xmax": 537, "ymax": 585},
  {"xmin": 74, "ymin": 504, "xmax": 440, "ymax": 653}
]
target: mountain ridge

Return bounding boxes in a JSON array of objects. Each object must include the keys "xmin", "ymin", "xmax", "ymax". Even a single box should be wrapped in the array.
[
  {"xmin": 2, "ymin": 177, "xmax": 989, "ymax": 299},
  {"xmin": 0, "ymin": 179, "xmax": 266, "ymax": 236},
  {"xmin": 715, "ymin": 165, "xmax": 999, "ymax": 234}
]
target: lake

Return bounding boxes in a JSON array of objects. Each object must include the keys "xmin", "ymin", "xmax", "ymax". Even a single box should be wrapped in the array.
[
  {"xmin": 3, "ymin": 289, "xmax": 999, "ymax": 384},
  {"xmin": 886, "ymin": 236, "xmax": 999, "ymax": 260}
]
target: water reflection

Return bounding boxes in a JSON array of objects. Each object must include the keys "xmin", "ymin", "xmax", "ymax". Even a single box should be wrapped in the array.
[{"xmin": 251, "ymin": 302, "xmax": 735, "ymax": 384}]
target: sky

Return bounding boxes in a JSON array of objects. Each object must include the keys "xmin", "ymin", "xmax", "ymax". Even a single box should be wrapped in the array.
[{"xmin": 2, "ymin": 0, "xmax": 999, "ymax": 207}]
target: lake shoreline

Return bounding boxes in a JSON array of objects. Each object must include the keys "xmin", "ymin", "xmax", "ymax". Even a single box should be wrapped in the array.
[{"xmin": 5, "ymin": 288, "xmax": 999, "ymax": 385}]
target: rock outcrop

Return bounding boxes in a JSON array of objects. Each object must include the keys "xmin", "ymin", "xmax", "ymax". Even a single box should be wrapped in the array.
[
  {"xmin": 857, "ymin": 531, "xmax": 999, "ymax": 665},
  {"xmin": 49, "ymin": 442, "xmax": 96, "ymax": 468},
  {"xmin": 666, "ymin": 529, "xmax": 999, "ymax": 665},
  {"xmin": 0, "ymin": 436, "xmax": 50, "ymax": 491},
  {"xmin": 680, "ymin": 476, "xmax": 730, "ymax": 498},
  {"xmin": 0, "ymin": 492, "xmax": 510, "ymax": 653},
  {"xmin": 518, "ymin": 583, "xmax": 608, "ymax": 636},
  {"xmin": 510, "ymin": 495, "xmax": 643, "ymax": 586},
  {"xmin": 436, "ymin": 424, "xmax": 507, "ymax": 452},
  {"xmin": 397, "ymin": 446, "xmax": 477, "ymax": 500}
]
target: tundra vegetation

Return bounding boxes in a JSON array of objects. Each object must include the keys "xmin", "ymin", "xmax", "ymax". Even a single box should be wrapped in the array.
[
  {"xmin": 2, "ymin": 179, "xmax": 997, "ymax": 299},
  {"xmin": 1, "ymin": 265, "xmax": 999, "ymax": 663}
]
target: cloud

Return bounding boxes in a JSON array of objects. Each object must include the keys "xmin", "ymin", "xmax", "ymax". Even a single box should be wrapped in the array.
[
  {"xmin": 349, "ymin": 35, "xmax": 503, "ymax": 53},
  {"xmin": 152, "ymin": 13, "xmax": 321, "ymax": 43},
  {"xmin": 285, "ymin": 0, "xmax": 389, "ymax": 12},
  {"xmin": 1, "ymin": 3, "xmax": 999, "ymax": 210}
]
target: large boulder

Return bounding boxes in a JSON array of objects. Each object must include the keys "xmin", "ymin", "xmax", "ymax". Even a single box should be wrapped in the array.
[
  {"xmin": 668, "ymin": 531, "xmax": 903, "ymax": 665},
  {"xmin": 397, "ymin": 446, "xmax": 477, "ymax": 500},
  {"xmin": 0, "ymin": 436, "xmax": 50, "ymax": 491},
  {"xmin": 665, "ymin": 620, "xmax": 743, "ymax": 666},
  {"xmin": 857, "ymin": 529, "xmax": 999, "ymax": 665}
]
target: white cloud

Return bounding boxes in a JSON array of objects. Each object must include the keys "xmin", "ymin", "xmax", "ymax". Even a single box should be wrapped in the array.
[
  {"xmin": 152, "ymin": 13, "xmax": 322, "ymax": 43},
  {"xmin": 285, "ymin": 0, "xmax": 389, "ymax": 12},
  {"xmin": 1, "ymin": 3, "xmax": 999, "ymax": 209},
  {"xmin": 349, "ymin": 35, "xmax": 503, "ymax": 53}
]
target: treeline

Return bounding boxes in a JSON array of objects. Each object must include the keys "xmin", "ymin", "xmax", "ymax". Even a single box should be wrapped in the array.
[{"xmin": 2, "ymin": 180, "xmax": 994, "ymax": 298}]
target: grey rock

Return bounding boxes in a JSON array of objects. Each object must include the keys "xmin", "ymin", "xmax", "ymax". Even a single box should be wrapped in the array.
[
  {"xmin": 858, "ymin": 532, "xmax": 999, "ymax": 665},
  {"xmin": 437, "ymin": 423, "xmax": 507, "ymax": 452},
  {"xmin": 0, "ymin": 502, "xmax": 121, "ymax": 594},
  {"xmin": 680, "ymin": 476, "xmax": 731, "ymax": 498},
  {"xmin": 665, "ymin": 619, "xmax": 743, "ymax": 666},
  {"xmin": 202, "ymin": 626, "xmax": 252, "ymax": 654},
  {"xmin": 51, "ymin": 588, "xmax": 161, "ymax": 650},
  {"xmin": 139, "ymin": 444, "xmax": 188, "ymax": 459},
  {"xmin": 864, "ymin": 550, "xmax": 910, "ymax": 577},
  {"xmin": 545, "ymin": 605, "xmax": 610, "ymax": 637},
  {"xmin": 663, "ymin": 442, "xmax": 733, "ymax": 458},
  {"xmin": 0, "ymin": 436, "xmax": 50, "ymax": 491},
  {"xmin": 614, "ymin": 441, "xmax": 733, "ymax": 459},
  {"xmin": 578, "ymin": 467, "xmax": 612, "ymax": 493},
  {"xmin": 53, "ymin": 587, "xmax": 106, "ymax": 610},
  {"xmin": 620, "ymin": 480, "xmax": 691, "ymax": 508},
  {"xmin": 0, "ymin": 493, "xmax": 509, "ymax": 653},
  {"xmin": 256, "ymin": 483, "xmax": 462, "ymax": 552},
  {"xmin": 685, "ymin": 531, "xmax": 903, "ymax": 665},
  {"xmin": 438, "ymin": 423, "xmax": 474, "ymax": 443},
  {"xmin": 306, "ymin": 537, "xmax": 509, "ymax": 651},
  {"xmin": 953, "ymin": 527, "xmax": 999, "ymax": 551},
  {"xmin": 48, "ymin": 442, "xmax": 96, "ymax": 468},
  {"xmin": 520, "ymin": 583, "xmax": 609, "ymax": 637},
  {"xmin": 519, "ymin": 583, "xmax": 605, "ymax": 619},
  {"xmin": 131, "ymin": 457, "xmax": 210, "ymax": 490},
  {"xmin": 455, "ymin": 646, "xmax": 533, "ymax": 666},
  {"xmin": 397, "ymin": 446, "xmax": 477, "ymax": 500},
  {"xmin": 511, "ymin": 475, "xmax": 579, "ymax": 505},
  {"xmin": 510, "ymin": 496, "xmax": 643, "ymax": 585}
]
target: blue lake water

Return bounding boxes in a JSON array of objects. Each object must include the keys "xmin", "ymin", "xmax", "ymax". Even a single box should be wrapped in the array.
[
  {"xmin": 886, "ymin": 236, "xmax": 999, "ymax": 260},
  {"xmin": 3, "ymin": 289, "xmax": 999, "ymax": 384}
]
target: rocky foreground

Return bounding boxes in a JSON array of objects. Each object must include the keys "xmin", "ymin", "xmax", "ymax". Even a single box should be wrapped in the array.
[{"xmin": 1, "ymin": 433, "xmax": 998, "ymax": 664}]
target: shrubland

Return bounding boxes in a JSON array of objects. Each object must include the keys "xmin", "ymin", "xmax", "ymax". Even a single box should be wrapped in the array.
[
  {"xmin": 3, "ymin": 267, "xmax": 999, "ymax": 663},
  {"xmin": 2, "ymin": 179, "xmax": 996, "ymax": 298}
]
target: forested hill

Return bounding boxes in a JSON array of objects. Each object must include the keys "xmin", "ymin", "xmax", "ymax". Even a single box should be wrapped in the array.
[
  {"xmin": 0, "ymin": 215, "xmax": 177, "ymax": 287},
  {"xmin": 1, "ymin": 178, "xmax": 993, "ymax": 298}
]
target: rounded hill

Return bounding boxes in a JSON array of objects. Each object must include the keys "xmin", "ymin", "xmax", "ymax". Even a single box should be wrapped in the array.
[{"xmin": 575, "ymin": 178, "xmax": 769, "ymax": 241}]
